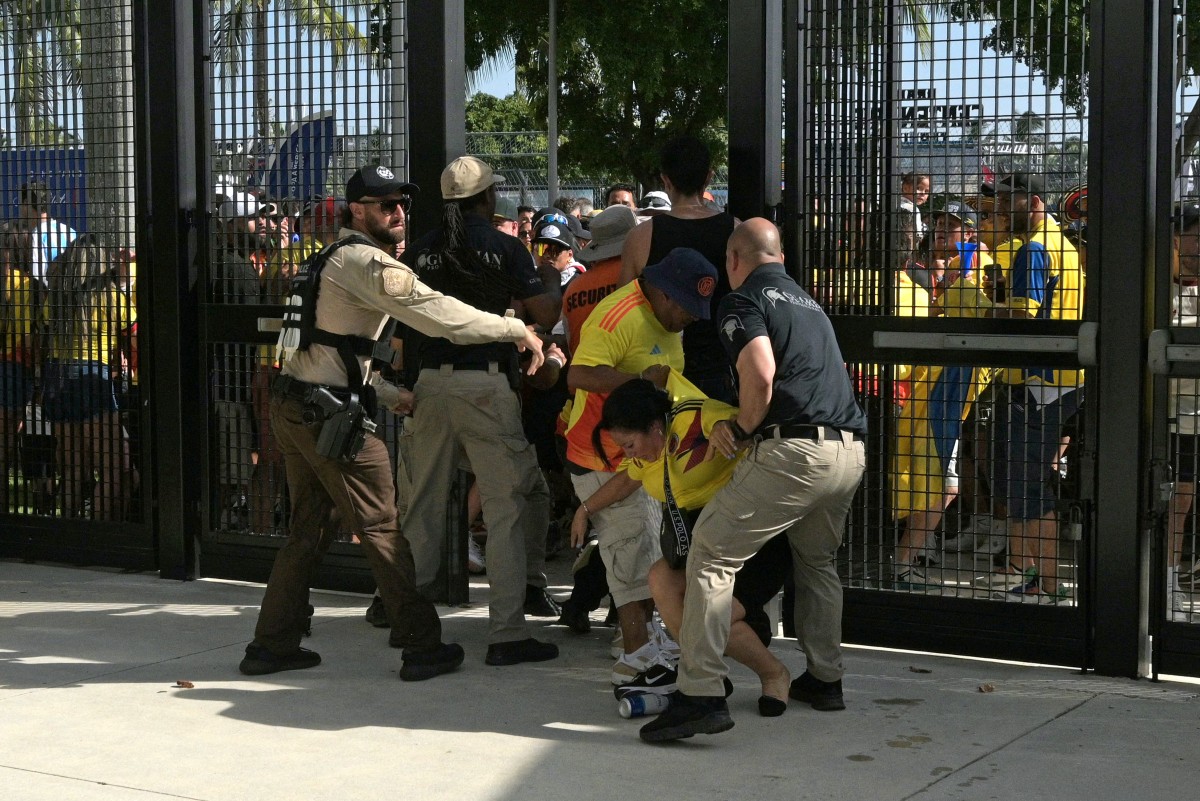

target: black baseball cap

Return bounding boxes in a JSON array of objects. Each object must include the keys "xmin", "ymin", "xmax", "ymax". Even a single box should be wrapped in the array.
[
  {"xmin": 994, "ymin": 172, "xmax": 1046, "ymax": 196},
  {"xmin": 533, "ymin": 220, "xmax": 576, "ymax": 251},
  {"xmin": 346, "ymin": 165, "xmax": 418, "ymax": 202},
  {"xmin": 1176, "ymin": 202, "xmax": 1200, "ymax": 229},
  {"xmin": 933, "ymin": 196, "xmax": 979, "ymax": 228}
]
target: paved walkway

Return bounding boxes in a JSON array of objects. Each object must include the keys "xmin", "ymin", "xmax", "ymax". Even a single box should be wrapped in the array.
[{"xmin": 1, "ymin": 560, "xmax": 1196, "ymax": 801}]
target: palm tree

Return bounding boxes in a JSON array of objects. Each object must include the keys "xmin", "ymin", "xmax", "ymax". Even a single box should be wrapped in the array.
[
  {"xmin": 211, "ymin": 0, "xmax": 372, "ymax": 146},
  {"xmin": 0, "ymin": 0, "xmax": 82, "ymax": 146}
]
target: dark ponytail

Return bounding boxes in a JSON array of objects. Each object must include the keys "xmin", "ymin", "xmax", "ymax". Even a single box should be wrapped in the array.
[{"xmin": 591, "ymin": 378, "xmax": 672, "ymax": 468}]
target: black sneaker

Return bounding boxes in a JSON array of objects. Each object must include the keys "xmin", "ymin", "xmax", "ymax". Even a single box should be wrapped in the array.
[
  {"xmin": 614, "ymin": 660, "xmax": 678, "ymax": 699},
  {"xmin": 399, "ymin": 642, "xmax": 465, "ymax": 682},
  {"xmin": 638, "ymin": 692, "xmax": 734, "ymax": 743},
  {"xmin": 485, "ymin": 638, "xmax": 559, "ymax": 666},
  {"xmin": 365, "ymin": 595, "xmax": 390, "ymax": 628},
  {"xmin": 524, "ymin": 585, "xmax": 562, "ymax": 618},
  {"xmin": 554, "ymin": 600, "xmax": 592, "ymax": 634},
  {"xmin": 238, "ymin": 644, "xmax": 321, "ymax": 676},
  {"xmin": 788, "ymin": 670, "xmax": 845, "ymax": 711}
]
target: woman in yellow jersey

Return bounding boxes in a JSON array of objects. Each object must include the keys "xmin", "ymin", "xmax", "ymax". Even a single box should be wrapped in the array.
[
  {"xmin": 42, "ymin": 236, "xmax": 135, "ymax": 519},
  {"xmin": 570, "ymin": 374, "xmax": 792, "ymax": 716},
  {"xmin": 0, "ymin": 231, "xmax": 38, "ymax": 511}
]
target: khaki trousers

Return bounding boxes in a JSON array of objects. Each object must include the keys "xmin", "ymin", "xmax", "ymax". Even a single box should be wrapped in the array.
[
  {"xmin": 677, "ymin": 432, "xmax": 865, "ymax": 696},
  {"xmin": 253, "ymin": 397, "xmax": 441, "ymax": 655},
  {"xmin": 404, "ymin": 368, "xmax": 549, "ymax": 644}
]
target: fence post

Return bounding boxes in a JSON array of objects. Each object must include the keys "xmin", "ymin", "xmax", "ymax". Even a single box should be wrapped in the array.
[
  {"xmin": 728, "ymin": 0, "xmax": 782, "ymax": 221},
  {"xmin": 1088, "ymin": 0, "xmax": 1160, "ymax": 677},
  {"xmin": 407, "ymin": 0, "xmax": 465, "ymax": 241},
  {"xmin": 138, "ymin": 0, "xmax": 204, "ymax": 579}
]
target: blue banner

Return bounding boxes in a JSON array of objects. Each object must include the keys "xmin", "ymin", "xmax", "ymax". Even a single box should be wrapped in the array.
[
  {"xmin": 253, "ymin": 111, "xmax": 336, "ymax": 201},
  {"xmin": 0, "ymin": 147, "xmax": 88, "ymax": 233}
]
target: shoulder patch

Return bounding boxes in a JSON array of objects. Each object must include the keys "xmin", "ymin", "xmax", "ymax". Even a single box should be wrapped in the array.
[{"xmin": 381, "ymin": 265, "xmax": 415, "ymax": 298}]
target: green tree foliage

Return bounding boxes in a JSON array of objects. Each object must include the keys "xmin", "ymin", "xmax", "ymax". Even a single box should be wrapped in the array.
[
  {"xmin": 947, "ymin": 1, "xmax": 1088, "ymax": 111},
  {"xmin": 466, "ymin": 92, "xmax": 539, "ymax": 132},
  {"xmin": 465, "ymin": 0, "xmax": 728, "ymax": 189},
  {"xmin": 0, "ymin": 0, "xmax": 82, "ymax": 145},
  {"xmin": 211, "ymin": 0, "xmax": 370, "ymax": 141}
]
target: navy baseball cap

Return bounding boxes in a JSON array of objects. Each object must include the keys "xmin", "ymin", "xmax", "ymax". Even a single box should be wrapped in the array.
[
  {"xmin": 641, "ymin": 247, "xmax": 719, "ymax": 320},
  {"xmin": 346, "ymin": 165, "xmax": 418, "ymax": 202}
]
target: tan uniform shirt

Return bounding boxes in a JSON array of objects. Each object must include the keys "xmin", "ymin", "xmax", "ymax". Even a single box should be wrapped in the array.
[{"xmin": 282, "ymin": 227, "xmax": 528, "ymax": 387}]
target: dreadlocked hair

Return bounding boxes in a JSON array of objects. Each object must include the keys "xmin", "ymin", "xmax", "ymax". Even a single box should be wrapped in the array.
[
  {"xmin": 432, "ymin": 199, "xmax": 523, "ymax": 313},
  {"xmin": 46, "ymin": 234, "xmax": 115, "ymax": 359}
]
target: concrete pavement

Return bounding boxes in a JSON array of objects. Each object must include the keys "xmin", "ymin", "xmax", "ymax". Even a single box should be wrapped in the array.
[{"xmin": 1, "ymin": 559, "xmax": 1196, "ymax": 801}]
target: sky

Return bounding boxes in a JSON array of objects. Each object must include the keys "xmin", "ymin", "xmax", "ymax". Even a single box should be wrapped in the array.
[{"xmin": 471, "ymin": 52, "xmax": 517, "ymax": 98}]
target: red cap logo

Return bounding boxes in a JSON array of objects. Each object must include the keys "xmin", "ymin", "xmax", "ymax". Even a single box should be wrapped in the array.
[{"xmin": 697, "ymin": 276, "xmax": 716, "ymax": 297}]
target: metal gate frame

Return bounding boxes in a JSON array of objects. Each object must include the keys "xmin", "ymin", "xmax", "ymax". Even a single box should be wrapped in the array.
[{"xmin": 723, "ymin": 0, "xmax": 1166, "ymax": 675}]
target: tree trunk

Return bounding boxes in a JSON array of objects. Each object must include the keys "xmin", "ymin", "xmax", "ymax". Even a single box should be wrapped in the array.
[
  {"xmin": 14, "ymin": 17, "xmax": 36, "ymax": 147},
  {"xmin": 79, "ymin": 0, "xmax": 136, "ymax": 250},
  {"xmin": 254, "ymin": 2, "xmax": 272, "ymax": 145}
]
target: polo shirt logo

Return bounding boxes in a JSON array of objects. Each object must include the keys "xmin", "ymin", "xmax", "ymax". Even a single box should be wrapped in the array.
[
  {"xmin": 650, "ymin": 344, "xmax": 663, "ymax": 355},
  {"xmin": 721, "ymin": 315, "xmax": 744, "ymax": 342},
  {"xmin": 762, "ymin": 286, "xmax": 821, "ymax": 312}
]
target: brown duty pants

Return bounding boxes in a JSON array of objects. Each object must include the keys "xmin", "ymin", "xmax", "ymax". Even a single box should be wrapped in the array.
[{"xmin": 250, "ymin": 396, "xmax": 441, "ymax": 656}]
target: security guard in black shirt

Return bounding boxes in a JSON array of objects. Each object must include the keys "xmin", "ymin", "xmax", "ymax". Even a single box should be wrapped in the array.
[
  {"xmin": 401, "ymin": 156, "xmax": 562, "ymax": 666},
  {"xmin": 641, "ymin": 218, "xmax": 867, "ymax": 742}
]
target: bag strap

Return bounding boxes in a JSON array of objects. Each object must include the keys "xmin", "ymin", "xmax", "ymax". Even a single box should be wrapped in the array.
[{"xmin": 662, "ymin": 414, "xmax": 690, "ymax": 558}]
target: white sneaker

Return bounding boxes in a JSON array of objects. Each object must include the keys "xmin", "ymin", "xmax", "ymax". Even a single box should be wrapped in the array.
[
  {"xmin": 649, "ymin": 616, "xmax": 681, "ymax": 662},
  {"xmin": 467, "ymin": 536, "xmax": 486, "ymax": 574},
  {"xmin": 611, "ymin": 646, "xmax": 659, "ymax": 685},
  {"xmin": 964, "ymin": 515, "xmax": 1008, "ymax": 554}
]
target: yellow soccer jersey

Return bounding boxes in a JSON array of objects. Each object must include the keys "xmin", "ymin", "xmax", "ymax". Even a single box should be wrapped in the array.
[
  {"xmin": 564, "ymin": 280, "xmax": 685, "ymax": 471},
  {"xmin": 624, "ymin": 375, "xmax": 742, "ymax": 509}
]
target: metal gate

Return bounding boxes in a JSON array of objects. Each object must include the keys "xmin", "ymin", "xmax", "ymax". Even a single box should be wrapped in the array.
[
  {"xmin": 0, "ymin": 0, "xmax": 153, "ymax": 568},
  {"xmin": 783, "ymin": 0, "xmax": 1094, "ymax": 666},
  {"xmin": 196, "ymin": 0, "xmax": 410, "ymax": 592},
  {"xmin": 1152, "ymin": 0, "xmax": 1200, "ymax": 677}
]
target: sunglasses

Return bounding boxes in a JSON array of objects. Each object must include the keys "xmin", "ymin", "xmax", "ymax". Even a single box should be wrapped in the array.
[
  {"xmin": 358, "ymin": 196, "xmax": 412, "ymax": 215},
  {"xmin": 537, "ymin": 212, "xmax": 569, "ymax": 227}
]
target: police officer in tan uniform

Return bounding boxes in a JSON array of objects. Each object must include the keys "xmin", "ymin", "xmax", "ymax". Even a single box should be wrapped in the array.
[{"xmin": 239, "ymin": 165, "xmax": 545, "ymax": 680}]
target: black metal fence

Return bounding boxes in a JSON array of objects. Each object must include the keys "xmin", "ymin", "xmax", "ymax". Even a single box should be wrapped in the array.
[{"xmin": 1, "ymin": 0, "xmax": 1197, "ymax": 676}]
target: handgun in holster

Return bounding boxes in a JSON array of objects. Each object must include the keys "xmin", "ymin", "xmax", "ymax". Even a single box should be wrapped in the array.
[{"xmin": 305, "ymin": 386, "xmax": 378, "ymax": 461}]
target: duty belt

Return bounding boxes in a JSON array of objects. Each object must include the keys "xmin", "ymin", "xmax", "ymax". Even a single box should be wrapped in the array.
[
  {"xmin": 419, "ymin": 360, "xmax": 500, "ymax": 373},
  {"xmin": 757, "ymin": 424, "xmax": 865, "ymax": 444},
  {"xmin": 270, "ymin": 373, "xmax": 350, "ymax": 403}
]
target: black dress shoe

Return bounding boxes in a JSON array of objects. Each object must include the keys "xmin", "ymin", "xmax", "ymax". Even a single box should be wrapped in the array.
[
  {"xmin": 238, "ymin": 644, "xmax": 321, "ymax": 676},
  {"xmin": 364, "ymin": 595, "xmax": 390, "ymax": 628},
  {"xmin": 639, "ymin": 692, "xmax": 734, "ymax": 743},
  {"xmin": 524, "ymin": 585, "xmax": 562, "ymax": 617},
  {"xmin": 485, "ymin": 638, "xmax": 559, "ymax": 666},
  {"xmin": 555, "ymin": 600, "xmax": 591, "ymax": 633},
  {"xmin": 399, "ymin": 642, "xmax": 465, "ymax": 682},
  {"xmin": 788, "ymin": 670, "xmax": 845, "ymax": 711}
]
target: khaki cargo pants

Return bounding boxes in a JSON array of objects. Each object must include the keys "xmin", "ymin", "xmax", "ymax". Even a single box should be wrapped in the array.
[
  {"xmin": 677, "ymin": 432, "xmax": 865, "ymax": 696},
  {"xmin": 404, "ymin": 367, "xmax": 550, "ymax": 644}
]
